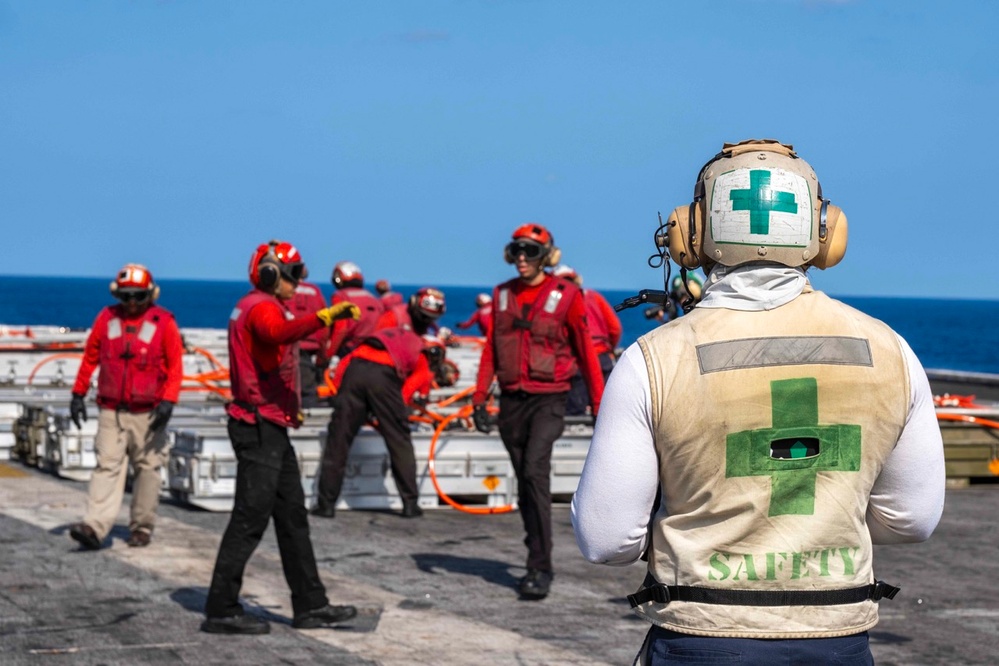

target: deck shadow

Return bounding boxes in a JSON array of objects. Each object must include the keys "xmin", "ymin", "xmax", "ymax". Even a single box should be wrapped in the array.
[{"xmin": 411, "ymin": 552, "xmax": 521, "ymax": 590}]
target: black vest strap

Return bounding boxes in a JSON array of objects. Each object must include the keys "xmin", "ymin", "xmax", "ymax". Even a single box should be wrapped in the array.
[{"xmin": 627, "ymin": 573, "xmax": 899, "ymax": 609}]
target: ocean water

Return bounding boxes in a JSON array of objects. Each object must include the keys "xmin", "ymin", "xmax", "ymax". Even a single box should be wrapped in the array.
[{"xmin": 1, "ymin": 276, "xmax": 997, "ymax": 375}]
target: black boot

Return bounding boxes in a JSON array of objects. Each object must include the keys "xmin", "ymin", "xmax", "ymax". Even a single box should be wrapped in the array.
[
  {"xmin": 400, "ymin": 500, "xmax": 423, "ymax": 518},
  {"xmin": 310, "ymin": 500, "xmax": 336, "ymax": 519},
  {"xmin": 518, "ymin": 569, "xmax": 553, "ymax": 600}
]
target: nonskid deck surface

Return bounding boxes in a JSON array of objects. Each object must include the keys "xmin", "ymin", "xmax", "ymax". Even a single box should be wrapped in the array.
[{"xmin": 1, "ymin": 465, "xmax": 998, "ymax": 666}]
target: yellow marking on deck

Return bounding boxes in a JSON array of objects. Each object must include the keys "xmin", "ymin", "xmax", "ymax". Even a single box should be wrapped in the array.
[{"xmin": 0, "ymin": 463, "xmax": 30, "ymax": 478}]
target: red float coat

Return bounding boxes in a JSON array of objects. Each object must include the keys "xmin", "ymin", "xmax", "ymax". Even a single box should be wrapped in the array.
[
  {"xmin": 375, "ymin": 302, "xmax": 413, "ymax": 331},
  {"xmin": 288, "ymin": 280, "xmax": 328, "ymax": 354},
  {"xmin": 380, "ymin": 291, "xmax": 405, "ymax": 308},
  {"xmin": 582, "ymin": 289, "xmax": 622, "ymax": 355},
  {"xmin": 327, "ymin": 287, "xmax": 384, "ymax": 357},
  {"xmin": 473, "ymin": 275, "xmax": 604, "ymax": 412},
  {"xmin": 329, "ymin": 328, "xmax": 434, "ymax": 405},
  {"xmin": 72, "ymin": 304, "xmax": 183, "ymax": 411},
  {"xmin": 226, "ymin": 290, "xmax": 326, "ymax": 428}
]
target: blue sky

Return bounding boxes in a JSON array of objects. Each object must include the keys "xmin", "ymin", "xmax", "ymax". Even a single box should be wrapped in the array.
[{"xmin": 1, "ymin": 1, "xmax": 996, "ymax": 299}]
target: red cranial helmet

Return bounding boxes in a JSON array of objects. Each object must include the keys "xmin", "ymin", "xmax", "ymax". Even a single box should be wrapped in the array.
[
  {"xmin": 375, "ymin": 279, "xmax": 391, "ymax": 295},
  {"xmin": 332, "ymin": 261, "xmax": 363, "ymax": 289},
  {"xmin": 504, "ymin": 223, "xmax": 561, "ymax": 266},
  {"xmin": 110, "ymin": 263, "xmax": 159, "ymax": 302},
  {"xmin": 249, "ymin": 240, "xmax": 304, "ymax": 290},
  {"xmin": 410, "ymin": 287, "xmax": 446, "ymax": 320}
]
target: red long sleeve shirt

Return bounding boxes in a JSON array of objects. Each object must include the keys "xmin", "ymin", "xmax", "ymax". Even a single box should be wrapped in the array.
[
  {"xmin": 585, "ymin": 289, "xmax": 623, "ymax": 354},
  {"xmin": 244, "ymin": 299, "xmax": 326, "ymax": 371}
]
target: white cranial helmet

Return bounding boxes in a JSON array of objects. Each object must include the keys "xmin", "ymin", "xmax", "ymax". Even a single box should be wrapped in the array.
[{"xmin": 664, "ymin": 139, "xmax": 848, "ymax": 271}]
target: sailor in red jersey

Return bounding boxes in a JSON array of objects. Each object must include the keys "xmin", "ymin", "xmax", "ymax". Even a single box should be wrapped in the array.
[
  {"xmin": 455, "ymin": 293, "xmax": 493, "ymax": 336},
  {"xmin": 326, "ymin": 261, "xmax": 385, "ymax": 359},
  {"xmin": 375, "ymin": 278, "xmax": 405, "ymax": 308},
  {"xmin": 202, "ymin": 241, "xmax": 361, "ymax": 636},
  {"xmin": 287, "ymin": 267, "xmax": 330, "ymax": 408},
  {"xmin": 552, "ymin": 265, "xmax": 622, "ymax": 416},
  {"xmin": 68, "ymin": 264, "xmax": 183, "ymax": 551},
  {"xmin": 472, "ymin": 224, "xmax": 604, "ymax": 600},
  {"xmin": 312, "ymin": 287, "xmax": 447, "ymax": 519}
]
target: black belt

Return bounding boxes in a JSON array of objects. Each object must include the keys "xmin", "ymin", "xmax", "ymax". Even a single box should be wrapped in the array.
[{"xmin": 628, "ymin": 577, "xmax": 899, "ymax": 608}]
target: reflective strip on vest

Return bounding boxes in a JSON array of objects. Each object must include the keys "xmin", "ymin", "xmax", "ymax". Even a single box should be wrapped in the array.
[
  {"xmin": 107, "ymin": 318, "xmax": 122, "ymax": 340},
  {"xmin": 697, "ymin": 336, "xmax": 873, "ymax": 374},
  {"xmin": 138, "ymin": 320, "xmax": 157, "ymax": 344},
  {"xmin": 543, "ymin": 289, "xmax": 563, "ymax": 314},
  {"xmin": 498, "ymin": 288, "xmax": 509, "ymax": 312}
]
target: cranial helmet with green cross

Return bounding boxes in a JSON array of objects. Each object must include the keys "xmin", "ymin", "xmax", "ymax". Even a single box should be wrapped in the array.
[{"xmin": 665, "ymin": 139, "xmax": 848, "ymax": 271}]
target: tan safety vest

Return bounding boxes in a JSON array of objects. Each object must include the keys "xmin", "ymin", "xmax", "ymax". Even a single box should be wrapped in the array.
[{"xmin": 635, "ymin": 288, "xmax": 909, "ymax": 638}]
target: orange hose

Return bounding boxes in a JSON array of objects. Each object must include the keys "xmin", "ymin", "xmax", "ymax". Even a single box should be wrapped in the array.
[
  {"xmin": 426, "ymin": 403, "xmax": 514, "ymax": 514},
  {"xmin": 190, "ymin": 346, "xmax": 227, "ymax": 371},
  {"xmin": 26, "ymin": 352, "xmax": 82, "ymax": 386},
  {"xmin": 435, "ymin": 385, "xmax": 475, "ymax": 408},
  {"xmin": 936, "ymin": 412, "xmax": 999, "ymax": 430}
]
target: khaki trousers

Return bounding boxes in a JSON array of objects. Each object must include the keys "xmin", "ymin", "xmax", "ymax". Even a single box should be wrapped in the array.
[{"xmin": 82, "ymin": 408, "xmax": 169, "ymax": 540}]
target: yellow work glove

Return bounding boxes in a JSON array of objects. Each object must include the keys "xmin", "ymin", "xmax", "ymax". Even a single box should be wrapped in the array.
[{"xmin": 316, "ymin": 302, "xmax": 361, "ymax": 326}]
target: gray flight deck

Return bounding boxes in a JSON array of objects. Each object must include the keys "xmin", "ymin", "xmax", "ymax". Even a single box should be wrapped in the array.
[{"xmin": 0, "ymin": 463, "xmax": 997, "ymax": 665}]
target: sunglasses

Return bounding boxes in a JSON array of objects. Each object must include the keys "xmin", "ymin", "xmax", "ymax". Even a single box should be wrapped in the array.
[
  {"xmin": 506, "ymin": 241, "xmax": 545, "ymax": 261},
  {"xmin": 118, "ymin": 291, "xmax": 151, "ymax": 303}
]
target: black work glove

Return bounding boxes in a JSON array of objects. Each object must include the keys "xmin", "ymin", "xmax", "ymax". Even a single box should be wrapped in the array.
[
  {"xmin": 472, "ymin": 403, "xmax": 492, "ymax": 434},
  {"xmin": 70, "ymin": 394, "xmax": 88, "ymax": 429},
  {"xmin": 150, "ymin": 400, "xmax": 174, "ymax": 431}
]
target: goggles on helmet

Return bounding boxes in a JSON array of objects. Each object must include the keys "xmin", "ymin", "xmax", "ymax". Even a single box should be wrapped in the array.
[
  {"xmin": 280, "ymin": 262, "xmax": 305, "ymax": 284},
  {"xmin": 117, "ymin": 289, "xmax": 151, "ymax": 304},
  {"xmin": 505, "ymin": 240, "xmax": 545, "ymax": 261}
]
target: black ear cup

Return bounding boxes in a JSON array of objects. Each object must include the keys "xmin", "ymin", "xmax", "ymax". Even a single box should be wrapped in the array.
[{"xmin": 257, "ymin": 263, "xmax": 279, "ymax": 290}]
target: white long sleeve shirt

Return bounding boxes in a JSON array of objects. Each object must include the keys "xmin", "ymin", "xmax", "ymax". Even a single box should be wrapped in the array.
[{"xmin": 571, "ymin": 264, "xmax": 946, "ymax": 565}]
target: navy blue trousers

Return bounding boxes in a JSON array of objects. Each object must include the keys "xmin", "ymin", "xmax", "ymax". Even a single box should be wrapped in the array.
[{"xmin": 643, "ymin": 626, "xmax": 873, "ymax": 665}]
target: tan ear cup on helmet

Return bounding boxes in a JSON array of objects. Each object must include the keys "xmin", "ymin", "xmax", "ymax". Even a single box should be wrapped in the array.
[
  {"xmin": 546, "ymin": 246, "xmax": 561, "ymax": 267},
  {"xmin": 665, "ymin": 205, "xmax": 704, "ymax": 270},
  {"xmin": 810, "ymin": 204, "xmax": 848, "ymax": 269}
]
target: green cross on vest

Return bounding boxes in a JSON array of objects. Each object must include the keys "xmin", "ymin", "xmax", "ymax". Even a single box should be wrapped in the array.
[
  {"xmin": 729, "ymin": 169, "xmax": 798, "ymax": 235},
  {"xmin": 725, "ymin": 378, "xmax": 861, "ymax": 516}
]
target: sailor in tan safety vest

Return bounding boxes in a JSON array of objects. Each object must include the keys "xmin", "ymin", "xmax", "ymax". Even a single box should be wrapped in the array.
[{"xmin": 571, "ymin": 140, "xmax": 945, "ymax": 665}]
